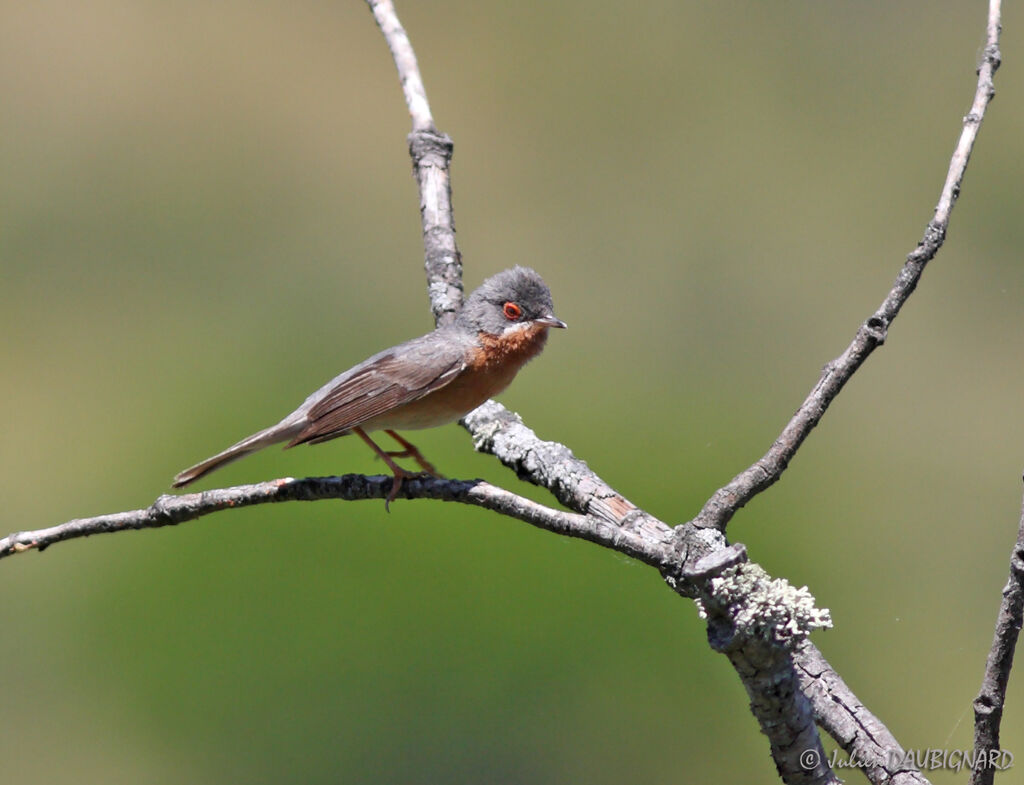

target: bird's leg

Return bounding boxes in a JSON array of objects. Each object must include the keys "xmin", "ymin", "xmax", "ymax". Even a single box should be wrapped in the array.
[
  {"xmin": 383, "ymin": 430, "xmax": 444, "ymax": 478},
  {"xmin": 354, "ymin": 427, "xmax": 420, "ymax": 511}
]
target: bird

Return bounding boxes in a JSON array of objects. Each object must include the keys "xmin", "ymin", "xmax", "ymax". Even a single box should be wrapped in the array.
[{"xmin": 172, "ymin": 266, "xmax": 566, "ymax": 507}]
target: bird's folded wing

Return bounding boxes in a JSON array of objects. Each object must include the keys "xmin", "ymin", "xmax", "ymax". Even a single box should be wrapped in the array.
[{"xmin": 289, "ymin": 333, "xmax": 467, "ymax": 445}]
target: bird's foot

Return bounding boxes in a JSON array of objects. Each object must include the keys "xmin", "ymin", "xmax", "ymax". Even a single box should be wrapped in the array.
[{"xmin": 384, "ymin": 430, "xmax": 444, "ymax": 478}]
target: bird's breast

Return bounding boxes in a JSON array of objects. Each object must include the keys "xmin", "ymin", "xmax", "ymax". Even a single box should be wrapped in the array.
[
  {"xmin": 360, "ymin": 324, "xmax": 550, "ymax": 432},
  {"xmin": 457, "ymin": 322, "xmax": 551, "ymax": 408}
]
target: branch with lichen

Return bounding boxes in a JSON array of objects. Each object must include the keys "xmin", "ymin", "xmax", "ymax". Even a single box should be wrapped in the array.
[{"xmin": 6, "ymin": 1, "xmax": 1008, "ymax": 783}]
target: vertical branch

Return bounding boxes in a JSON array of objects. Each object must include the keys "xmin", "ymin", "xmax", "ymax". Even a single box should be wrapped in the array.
[
  {"xmin": 970, "ymin": 481, "xmax": 1024, "ymax": 785},
  {"xmin": 366, "ymin": 0, "xmax": 464, "ymax": 325},
  {"xmin": 365, "ymin": 0, "xmax": 432, "ymax": 131}
]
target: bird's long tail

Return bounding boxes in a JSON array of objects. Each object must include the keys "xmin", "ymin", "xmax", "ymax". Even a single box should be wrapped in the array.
[{"xmin": 172, "ymin": 418, "xmax": 304, "ymax": 488}]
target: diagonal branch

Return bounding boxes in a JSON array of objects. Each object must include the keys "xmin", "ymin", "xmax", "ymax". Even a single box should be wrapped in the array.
[
  {"xmin": 690, "ymin": 0, "xmax": 1002, "ymax": 533},
  {"xmin": 796, "ymin": 643, "xmax": 930, "ymax": 785},
  {"xmin": 970, "ymin": 477, "xmax": 1024, "ymax": 785}
]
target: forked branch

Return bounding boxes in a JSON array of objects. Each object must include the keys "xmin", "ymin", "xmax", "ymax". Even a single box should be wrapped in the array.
[{"xmin": 5, "ymin": 2, "xmax": 1007, "ymax": 783}]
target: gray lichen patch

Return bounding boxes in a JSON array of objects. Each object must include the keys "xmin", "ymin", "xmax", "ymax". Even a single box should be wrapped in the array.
[{"xmin": 695, "ymin": 563, "xmax": 832, "ymax": 644}]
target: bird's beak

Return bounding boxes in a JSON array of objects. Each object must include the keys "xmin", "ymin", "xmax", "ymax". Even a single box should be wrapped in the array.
[{"xmin": 536, "ymin": 314, "xmax": 568, "ymax": 329}]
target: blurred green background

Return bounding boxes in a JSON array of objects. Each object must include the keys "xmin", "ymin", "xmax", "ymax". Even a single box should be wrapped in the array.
[{"xmin": 3, "ymin": 1, "xmax": 1023, "ymax": 783}]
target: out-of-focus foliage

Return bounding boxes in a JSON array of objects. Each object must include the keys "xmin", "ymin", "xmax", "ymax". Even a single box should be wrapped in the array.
[{"xmin": 2, "ymin": 2, "xmax": 1022, "ymax": 783}]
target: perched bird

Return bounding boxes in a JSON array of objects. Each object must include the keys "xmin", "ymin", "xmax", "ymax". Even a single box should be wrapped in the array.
[{"xmin": 172, "ymin": 266, "xmax": 566, "ymax": 506}]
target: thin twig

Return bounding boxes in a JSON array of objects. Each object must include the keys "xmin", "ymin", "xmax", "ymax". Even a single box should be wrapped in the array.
[
  {"xmin": 365, "ymin": 0, "xmax": 432, "ymax": 131},
  {"xmin": 0, "ymin": 477, "xmax": 676, "ymax": 570},
  {"xmin": 970, "ymin": 476, "xmax": 1024, "ymax": 785},
  {"xmin": 690, "ymin": 0, "xmax": 1003, "ymax": 533},
  {"xmin": 0, "ymin": 475, "xmax": 671, "ymax": 567},
  {"xmin": 367, "ymin": 0, "xmax": 464, "ymax": 326}
]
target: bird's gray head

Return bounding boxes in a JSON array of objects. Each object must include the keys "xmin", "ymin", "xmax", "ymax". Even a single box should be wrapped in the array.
[{"xmin": 455, "ymin": 266, "xmax": 566, "ymax": 337}]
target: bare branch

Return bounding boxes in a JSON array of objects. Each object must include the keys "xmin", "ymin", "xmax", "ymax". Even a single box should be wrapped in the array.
[
  {"xmin": 365, "ymin": 0, "xmax": 432, "ymax": 131},
  {"xmin": 691, "ymin": 0, "xmax": 1003, "ymax": 533},
  {"xmin": 366, "ymin": 0, "xmax": 463, "ymax": 326},
  {"xmin": 465, "ymin": 401, "xmax": 649, "ymax": 527},
  {"xmin": 16, "ymin": 2, "xmax": 1005, "ymax": 783},
  {"xmin": 366, "ymin": 0, "xmax": 1005, "ymax": 781},
  {"xmin": 0, "ymin": 475, "xmax": 671, "ymax": 566},
  {"xmin": 455, "ymin": 293, "xmax": 844, "ymax": 785},
  {"xmin": 970, "ymin": 476, "xmax": 1024, "ymax": 785},
  {"xmin": 795, "ymin": 643, "xmax": 931, "ymax": 785},
  {"xmin": 0, "ymin": 474, "xmax": 882, "ymax": 785}
]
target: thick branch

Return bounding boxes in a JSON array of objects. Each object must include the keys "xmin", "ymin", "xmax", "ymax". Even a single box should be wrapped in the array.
[
  {"xmin": 679, "ymin": 547, "xmax": 838, "ymax": 785},
  {"xmin": 465, "ymin": 402, "xmax": 653, "ymax": 527},
  {"xmin": 970, "ymin": 477, "xmax": 1024, "ymax": 785},
  {"xmin": 730, "ymin": 639, "xmax": 836, "ymax": 785},
  {"xmin": 463, "ymin": 412, "xmax": 841, "ymax": 784},
  {"xmin": 690, "ymin": 0, "xmax": 1002, "ymax": 533}
]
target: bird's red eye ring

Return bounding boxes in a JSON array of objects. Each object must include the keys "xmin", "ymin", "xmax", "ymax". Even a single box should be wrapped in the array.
[{"xmin": 503, "ymin": 302, "xmax": 522, "ymax": 320}]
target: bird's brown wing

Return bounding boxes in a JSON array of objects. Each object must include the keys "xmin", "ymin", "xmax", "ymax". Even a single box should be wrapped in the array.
[{"xmin": 288, "ymin": 331, "xmax": 468, "ymax": 446}]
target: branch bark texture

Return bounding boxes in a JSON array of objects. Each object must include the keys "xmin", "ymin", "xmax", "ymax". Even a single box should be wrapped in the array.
[
  {"xmin": 0, "ymin": 476, "xmax": 664, "ymax": 564},
  {"xmin": 366, "ymin": 0, "xmax": 463, "ymax": 326},
  {"xmin": 971, "ymin": 476, "xmax": 1024, "ymax": 785},
  {"xmin": 8, "ymin": 2, "xmax": 1008, "ymax": 784},
  {"xmin": 796, "ymin": 643, "xmax": 930, "ymax": 785}
]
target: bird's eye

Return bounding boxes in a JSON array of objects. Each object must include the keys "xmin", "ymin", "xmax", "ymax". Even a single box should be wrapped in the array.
[{"xmin": 503, "ymin": 302, "xmax": 523, "ymax": 320}]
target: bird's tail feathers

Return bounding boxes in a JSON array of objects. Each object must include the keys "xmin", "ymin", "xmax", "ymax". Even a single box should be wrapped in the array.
[{"xmin": 171, "ymin": 418, "xmax": 304, "ymax": 488}]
